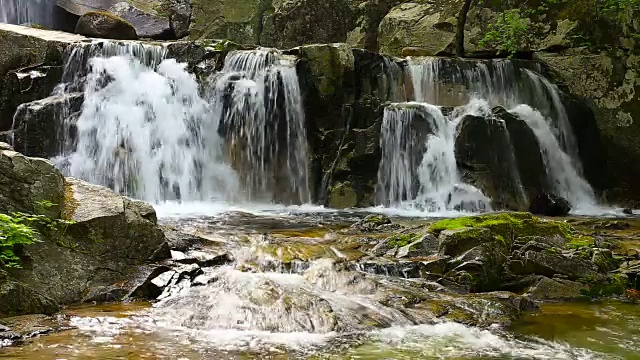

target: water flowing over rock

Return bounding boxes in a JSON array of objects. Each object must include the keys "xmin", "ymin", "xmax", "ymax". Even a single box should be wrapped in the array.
[{"xmin": 205, "ymin": 49, "xmax": 310, "ymax": 204}]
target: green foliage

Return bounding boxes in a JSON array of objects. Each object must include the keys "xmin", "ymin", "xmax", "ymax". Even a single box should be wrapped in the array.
[
  {"xmin": 0, "ymin": 213, "xmax": 38, "ymax": 268},
  {"xmin": 479, "ymin": 9, "xmax": 530, "ymax": 57},
  {"xmin": 0, "ymin": 202, "xmax": 76, "ymax": 268}
]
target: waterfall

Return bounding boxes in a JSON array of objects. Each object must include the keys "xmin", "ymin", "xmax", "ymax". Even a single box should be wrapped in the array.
[
  {"xmin": 511, "ymin": 105, "xmax": 596, "ymax": 207},
  {"xmin": 205, "ymin": 49, "xmax": 310, "ymax": 204},
  {"xmin": 47, "ymin": 43, "xmax": 309, "ymax": 204},
  {"xmin": 54, "ymin": 41, "xmax": 238, "ymax": 202},
  {"xmin": 376, "ymin": 57, "xmax": 595, "ymax": 211},
  {"xmin": 0, "ymin": 0, "xmax": 58, "ymax": 27},
  {"xmin": 376, "ymin": 101, "xmax": 491, "ymax": 212}
]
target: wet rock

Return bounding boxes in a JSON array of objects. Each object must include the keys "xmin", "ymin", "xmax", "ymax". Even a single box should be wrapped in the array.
[
  {"xmin": 0, "ymin": 281, "xmax": 59, "ymax": 317},
  {"xmin": 11, "ymin": 93, "xmax": 84, "ymax": 158},
  {"xmin": 75, "ymin": 11, "xmax": 138, "ymax": 40},
  {"xmin": 396, "ymin": 234, "xmax": 438, "ymax": 258},
  {"xmin": 623, "ymin": 208, "xmax": 634, "ymax": 215},
  {"xmin": 511, "ymin": 249, "xmax": 596, "ymax": 280},
  {"xmin": 351, "ymin": 214, "xmax": 392, "ymax": 232},
  {"xmin": 493, "ymin": 106, "xmax": 549, "ymax": 204},
  {"xmin": 526, "ymin": 277, "xmax": 588, "ymax": 300},
  {"xmin": 455, "ymin": 114, "xmax": 529, "ymax": 211},
  {"xmin": 437, "ymin": 227, "xmax": 495, "ymax": 257},
  {"xmin": 529, "ymin": 193, "xmax": 572, "ymax": 217},
  {"xmin": 129, "ymin": 266, "xmax": 174, "ymax": 300},
  {"xmin": 0, "ymin": 24, "xmax": 84, "ymax": 131}
]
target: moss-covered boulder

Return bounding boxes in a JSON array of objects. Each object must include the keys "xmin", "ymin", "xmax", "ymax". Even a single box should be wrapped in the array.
[
  {"xmin": 189, "ymin": 0, "xmax": 263, "ymax": 43},
  {"xmin": 75, "ymin": 11, "xmax": 138, "ymax": 40},
  {"xmin": 378, "ymin": 2, "xmax": 461, "ymax": 57}
]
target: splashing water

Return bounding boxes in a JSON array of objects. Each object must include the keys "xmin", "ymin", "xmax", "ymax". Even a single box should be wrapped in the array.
[
  {"xmin": 206, "ymin": 49, "xmax": 310, "ymax": 204},
  {"xmin": 0, "ymin": 0, "xmax": 57, "ymax": 27},
  {"xmin": 511, "ymin": 105, "xmax": 596, "ymax": 208},
  {"xmin": 376, "ymin": 100, "xmax": 491, "ymax": 212},
  {"xmin": 64, "ymin": 56, "xmax": 236, "ymax": 202},
  {"xmin": 382, "ymin": 56, "xmax": 597, "ymax": 212}
]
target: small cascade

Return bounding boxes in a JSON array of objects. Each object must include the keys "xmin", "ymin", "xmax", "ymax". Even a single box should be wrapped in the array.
[
  {"xmin": 205, "ymin": 49, "xmax": 310, "ymax": 204},
  {"xmin": 512, "ymin": 105, "xmax": 596, "ymax": 207},
  {"xmin": 376, "ymin": 101, "xmax": 491, "ymax": 212},
  {"xmin": 0, "ymin": 0, "xmax": 57, "ymax": 27}
]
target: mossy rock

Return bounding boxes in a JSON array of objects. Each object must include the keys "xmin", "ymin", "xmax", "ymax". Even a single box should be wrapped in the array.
[
  {"xmin": 75, "ymin": 11, "xmax": 138, "ymax": 40},
  {"xmin": 430, "ymin": 212, "xmax": 579, "ymax": 246}
]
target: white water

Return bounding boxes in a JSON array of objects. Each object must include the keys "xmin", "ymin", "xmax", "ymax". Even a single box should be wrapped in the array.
[
  {"xmin": 51, "ymin": 44, "xmax": 310, "ymax": 204},
  {"xmin": 64, "ymin": 55, "xmax": 237, "ymax": 202},
  {"xmin": 0, "ymin": 0, "xmax": 56, "ymax": 27},
  {"xmin": 206, "ymin": 49, "xmax": 310, "ymax": 204},
  {"xmin": 382, "ymin": 57, "xmax": 598, "ymax": 212},
  {"xmin": 512, "ymin": 105, "xmax": 597, "ymax": 209}
]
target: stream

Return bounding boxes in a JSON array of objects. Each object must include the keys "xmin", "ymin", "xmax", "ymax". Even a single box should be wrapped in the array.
[{"xmin": 1, "ymin": 204, "xmax": 638, "ymax": 359}]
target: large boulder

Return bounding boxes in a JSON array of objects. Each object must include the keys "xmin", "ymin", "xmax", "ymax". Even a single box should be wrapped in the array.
[
  {"xmin": 0, "ymin": 143, "xmax": 65, "ymax": 218},
  {"xmin": 11, "ymin": 93, "xmax": 84, "ymax": 158},
  {"xmin": 260, "ymin": 0, "xmax": 356, "ymax": 49},
  {"xmin": 529, "ymin": 192, "xmax": 572, "ymax": 217},
  {"xmin": 189, "ymin": 0, "xmax": 263, "ymax": 43},
  {"xmin": 58, "ymin": 0, "xmax": 184, "ymax": 39},
  {"xmin": 75, "ymin": 11, "xmax": 138, "ymax": 40},
  {"xmin": 378, "ymin": 2, "xmax": 461, "ymax": 57},
  {"xmin": 1, "ymin": 146, "xmax": 169, "ymax": 315},
  {"xmin": 493, "ymin": 106, "xmax": 550, "ymax": 203}
]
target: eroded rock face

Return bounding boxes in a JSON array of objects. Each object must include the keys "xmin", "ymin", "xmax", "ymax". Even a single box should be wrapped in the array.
[{"xmin": 75, "ymin": 11, "xmax": 138, "ymax": 39}]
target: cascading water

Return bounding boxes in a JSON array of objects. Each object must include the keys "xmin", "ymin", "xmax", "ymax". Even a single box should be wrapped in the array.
[
  {"xmin": 206, "ymin": 49, "xmax": 310, "ymax": 204},
  {"xmin": 376, "ymin": 56, "xmax": 596, "ymax": 211},
  {"xmin": 511, "ymin": 105, "xmax": 596, "ymax": 208},
  {"xmin": 0, "ymin": 0, "xmax": 57, "ymax": 27},
  {"xmin": 52, "ymin": 41, "xmax": 238, "ymax": 202},
  {"xmin": 376, "ymin": 102, "xmax": 490, "ymax": 212},
  {"xmin": 48, "ymin": 43, "xmax": 310, "ymax": 205}
]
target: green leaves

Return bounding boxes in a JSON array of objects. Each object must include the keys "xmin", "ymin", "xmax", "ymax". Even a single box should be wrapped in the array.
[
  {"xmin": 479, "ymin": 9, "xmax": 530, "ymax": 57},
  {"xmin": 0, "ymin": 208, "xmax": 75, "ymax": 268},
  {"xmin": 0, "ymin": 213, "xmax": 39, "ymax": 268}
]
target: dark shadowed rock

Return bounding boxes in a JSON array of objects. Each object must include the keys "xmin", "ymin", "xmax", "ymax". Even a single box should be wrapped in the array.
[
  {"xmin": 493, "ymin": 106, "xmax": 549, "ymax": 204},
  {"xmin": 529, "ymin": 193, "xmax": 571, "ymax": 217},
  {"xmin": 455, "ymin": 114, "xmax": 528, "ymax": 211},
  {"xmin": 11, "ymin": 93, "xmax": 84, "ymax": 158},
  {"xmin": 0, "ymin": 281, "xmax": 59, "ymax": 317},
  {"xmin": 75, "ymin": 11, "xmax": 138, "ymax": 40}
]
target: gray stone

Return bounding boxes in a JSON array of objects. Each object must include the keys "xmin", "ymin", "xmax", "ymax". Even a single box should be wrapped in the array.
[
  {"xmin": 75, "ymin": 11, "xmax": 138, "ymax": 40},
  {"xmin": 0, "ymin": 146, "xmax": 65, "ymax": 218},
  {"xmin": 0, "ymin": 281, "xmax": 59, "ymax": 318},
  {"xmin": 526, "ymin": 277, "xmax": 588, "ymax": 300}
]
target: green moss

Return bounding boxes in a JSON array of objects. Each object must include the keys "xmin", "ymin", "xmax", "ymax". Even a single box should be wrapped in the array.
[
  {"xmin": 581, "ymin": 273, "xmax": 629, "ymax": 297},
  {"xmin": 85, "ymin": 11, "xmax": 135, "ymax": 29},
  {"xmin": 430, "ymin": 212, "xmax": 577, "ymax": 245},
  {"xmin": 387, "ymin": 233, "xmax": 418, "ymax": 249}
]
